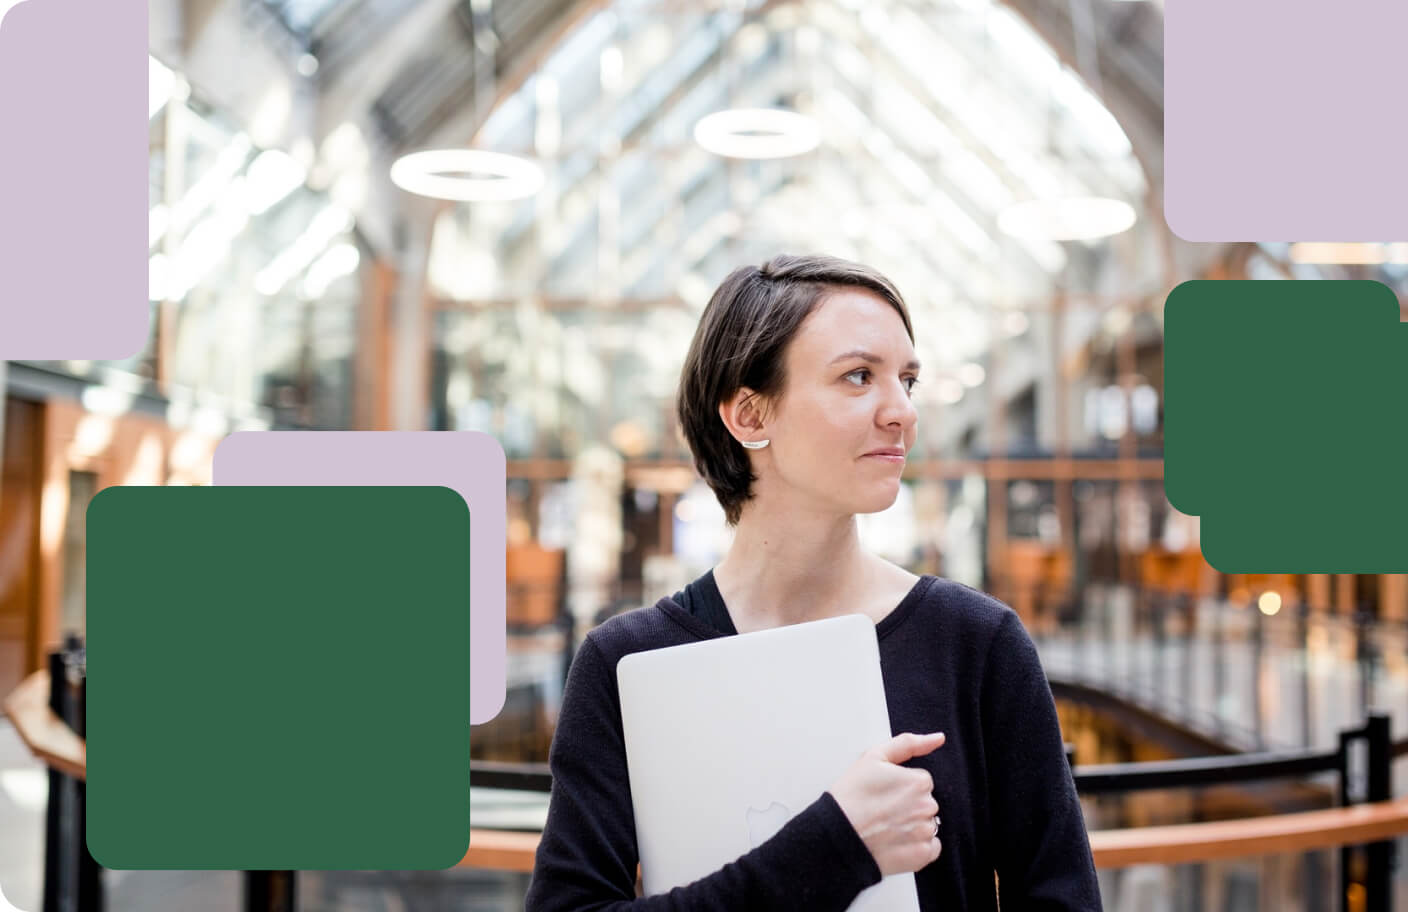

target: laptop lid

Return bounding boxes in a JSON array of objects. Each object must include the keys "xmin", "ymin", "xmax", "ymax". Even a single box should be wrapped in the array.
[{"xmin": 616, "ymin": 613, "xmax": 921, "ymax": 912}]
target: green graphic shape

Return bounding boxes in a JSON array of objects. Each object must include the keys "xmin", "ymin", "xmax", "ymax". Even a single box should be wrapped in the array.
[
  {"xmin": 86, "ymin": 485, "xmax": 471, "ymax": 870},
  {"xmin": 1165, "ymin": 280, "xmax": 1408, "ymax": 572}
]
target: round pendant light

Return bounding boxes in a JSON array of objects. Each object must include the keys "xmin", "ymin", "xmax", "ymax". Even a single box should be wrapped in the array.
[
  {"xmin": 997, "ymin": 196, "xmax": 1136, "ymax": 242},
  {"xmin": 693, "ymin": 108, "xmax": 820, "ymax": 160},
  {"xmin": 390, "ymin": 149, "xmax": 545, "ymax": 201}
]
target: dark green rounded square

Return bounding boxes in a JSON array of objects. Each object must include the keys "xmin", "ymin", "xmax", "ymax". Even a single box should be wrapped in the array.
[
  {"xmin": 86, "ymin": 485, "xmax": 471, "ymax": 870},
  {"xmin": 1164, "ymin": 279, "xmax": 1408, "ymax": 572}
]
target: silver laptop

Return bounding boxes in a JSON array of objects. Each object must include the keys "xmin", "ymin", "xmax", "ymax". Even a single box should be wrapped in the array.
[{"xmin": 616, "ymin": 613, "xmax": 922, "ymax": 911}]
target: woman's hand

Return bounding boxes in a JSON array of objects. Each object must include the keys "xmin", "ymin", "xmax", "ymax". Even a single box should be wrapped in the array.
[{"xmin": 826, "ymin": 732, "xmax": 945, "ymax": 877}]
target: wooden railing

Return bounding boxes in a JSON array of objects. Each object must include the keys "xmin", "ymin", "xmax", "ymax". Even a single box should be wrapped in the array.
[
  {"xmin": 1089, "ymin": 798, "xmax": 1408, "ymax": 868},
  {"xmin": 2, "ymin": 670, "xmax": 86, "ymax": 780},
  {"xmin": 454, "ymin": 800, "xmax": 1408, "ymax": 873}
]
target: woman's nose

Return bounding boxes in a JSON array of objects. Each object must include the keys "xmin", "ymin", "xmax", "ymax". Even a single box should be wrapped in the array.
[{"xmin": 881, "ymin": 380, "xmax": 919, "ymax": 427}]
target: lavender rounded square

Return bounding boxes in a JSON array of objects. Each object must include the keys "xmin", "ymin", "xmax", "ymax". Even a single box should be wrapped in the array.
[
  {"xmin": 1165, "ymin": 0, "xmax": 1408, "ymax": 241},
  {"xmin": 0, "ymin": 0, "xmax": 149, "ymax": 358},
  {"xmin": 212, "ymin": 431, "xmax": 507, "ymax": 723}
]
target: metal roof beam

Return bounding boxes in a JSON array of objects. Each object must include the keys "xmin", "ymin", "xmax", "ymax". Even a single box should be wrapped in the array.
[{"xmin": 311, "ymin": 0, "xmax": 467, "ymax": 148}]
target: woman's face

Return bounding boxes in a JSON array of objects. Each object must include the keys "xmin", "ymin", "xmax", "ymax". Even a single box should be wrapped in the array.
[{"xmin": 755, "ymin": 288, "xmax": 920, "ymax": 516}]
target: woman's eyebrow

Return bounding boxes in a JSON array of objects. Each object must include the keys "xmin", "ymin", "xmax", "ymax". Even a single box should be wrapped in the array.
[{"xmin": 829, "ymin": 349, "xmax": 922, "ymax": 371}]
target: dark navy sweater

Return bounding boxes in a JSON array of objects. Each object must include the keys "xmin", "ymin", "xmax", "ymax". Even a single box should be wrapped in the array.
[{"xmin": 524, "ymin": 571, "xmax": 1103, "ymax": 910}]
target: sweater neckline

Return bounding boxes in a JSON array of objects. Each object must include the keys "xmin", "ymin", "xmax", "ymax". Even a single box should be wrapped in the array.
[{"xmin": 659, "ymin": 572, "xmax": 938, "ymax": 642}]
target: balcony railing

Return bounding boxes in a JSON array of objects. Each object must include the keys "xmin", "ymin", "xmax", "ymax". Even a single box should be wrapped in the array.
[{"xmin": 8, "ymin": 638, "xmax": 1407, "ymax": 911}]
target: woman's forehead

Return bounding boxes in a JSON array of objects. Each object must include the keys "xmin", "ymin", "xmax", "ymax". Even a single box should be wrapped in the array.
[{"xmin": 793, "ymin": 291, "xmax": 915, "ymax": 360}]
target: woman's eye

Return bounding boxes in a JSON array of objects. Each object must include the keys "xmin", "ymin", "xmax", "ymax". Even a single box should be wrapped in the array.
[{"xmin": 846, "ymin": 370, "xmax": 919, "ymax": 395}]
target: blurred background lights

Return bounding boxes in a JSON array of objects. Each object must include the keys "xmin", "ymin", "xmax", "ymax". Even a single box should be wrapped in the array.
[
  {"xmin": 299, "ymin": 243, "xmax": 361, "ymax": 299},
  {"xmin": 957, "ymin": 362, "xmax": 986, "ymax": 387},
  {"xmin": 1002, "ymin": 311, "xmax": 1030, "ymax": 337},
  {"xmin": 244, "ymin": 150, "xmax": 308, "ymax": 216},
  {"xmin": 1289, "ymin": 242, "xmax": 1408, "ymax": 265},
  {"xmin": 935, "ymin": 378, "xmax": 965, "ymax": 404}
]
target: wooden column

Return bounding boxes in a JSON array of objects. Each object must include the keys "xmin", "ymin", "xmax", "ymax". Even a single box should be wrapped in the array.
[
  {"xmin": 986, "ymin": 303, "xmax": 1008, "ymax": 605},
  {"xmin": 355, "ymin": 259, "xmax": 396, "ymax": 431},
  {"xmin": 1116, "ymin": 302, "xmax": 1139, "ymax": 586},
  {"xmin": 1051, "ymin": 294, "xmax": 1074, "ymax": 633},
  {"xmin": 1378, "ymin": 575, "xmax": 1407, "ymax": 624},
  {"xmin": 34, "ymin": 404, "xmax": 208, "ymax": 668},
  {"xmin": 1306, "ymin": 574, "xmax": 1333, "ymax": 616},
  {"xmin": 657, "ymin": 492, "xmax": 676, "ymax": 558},
  {"xmin": 1335, "ymin": 574, "xmax": 1358, "ymax": 616}
]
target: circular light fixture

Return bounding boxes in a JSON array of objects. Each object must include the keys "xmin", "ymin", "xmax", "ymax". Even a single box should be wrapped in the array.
[
  {"xmin": 390, "ymin": 149, "xmax": 545, "ymax": 201},
  {"xmin": 693, "ymin": 108, "xmax": 820, "ymax": 159},
  {"xmin": 997, "ymin": 197, "xmax": 1136, "ymax": 242}
]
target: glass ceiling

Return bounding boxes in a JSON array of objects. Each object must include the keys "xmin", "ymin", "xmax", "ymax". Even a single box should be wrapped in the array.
[
  {"xmin": 429, "ymin": 0, "xmax": 1166, "ymax": 458},
  {"xmin": 264, "ymin": 0, "xmax": 350, "ymax": 39},
  {"xmin": 125, "ymin": 56, "xmax": 366, "ymax": 430},
  {"xmin": 432, "ymin": 0, "xmax": 1155, "ymax": 304}
]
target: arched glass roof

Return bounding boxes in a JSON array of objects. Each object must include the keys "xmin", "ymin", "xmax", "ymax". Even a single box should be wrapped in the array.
[{"xmin": 426, "ymin": 0, "xmax": 1165, "ymax": 458}]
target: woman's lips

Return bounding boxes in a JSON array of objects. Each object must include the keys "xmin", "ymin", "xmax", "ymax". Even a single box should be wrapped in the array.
[{"xmin": 862, "ymin": 453, "xmax": 905, "ymax": 463}]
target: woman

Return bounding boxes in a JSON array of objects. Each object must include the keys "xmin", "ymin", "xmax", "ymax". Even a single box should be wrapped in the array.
[{"xmin": 525, "ymin": 254, "xmax": 1102, "ymax": 910}]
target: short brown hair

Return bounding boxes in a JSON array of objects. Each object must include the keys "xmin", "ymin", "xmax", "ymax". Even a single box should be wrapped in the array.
[{"xmin": 675, "ymin": 253, "xmax": 914, "ymax": 526}]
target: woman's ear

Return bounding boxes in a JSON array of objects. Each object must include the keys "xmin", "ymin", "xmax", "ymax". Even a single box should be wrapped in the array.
[{"xmin": 719, "ymin": 388, "xmax": 766, "ymax": 442}]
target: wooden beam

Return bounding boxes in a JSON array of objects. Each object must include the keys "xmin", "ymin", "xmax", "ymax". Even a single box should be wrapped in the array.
[
  {"xmin": 505, "ymin": 457, "xmax": 1165, "ymax": 483},
  {"xmin": 456, "ymin": 797, "xmax": 1408, "ymax": 873},
  {"xmin": 429, "ymin": 293, "xmax": 1163, "ymax": 314},
  {"xmin": 458, "ymin": 829, "xmax": 542, "ymax": 873},
  {"xmin": 1089, "ymin": 796, "xmax": 1408, "ymax": 868}
]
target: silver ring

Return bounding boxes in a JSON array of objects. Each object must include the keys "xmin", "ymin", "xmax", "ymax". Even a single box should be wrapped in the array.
[{"xmin": 932, "ymin": 816, "xmax": 940, "ymax": 837}]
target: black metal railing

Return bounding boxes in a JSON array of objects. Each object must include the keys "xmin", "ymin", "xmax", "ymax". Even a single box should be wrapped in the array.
[
  {"xmin": 463, "ymin": 714, "xmax": 1405, "ymax": 912},
  {"xmin": 30, "ymin": 627, "xmax": 1407, "ymax": 912},
  {"xmin": 42, "ymin": 635, "xmax": 101, "ymax": 912},
  {"xmin": 1033, "ymin": 585, "xmax": 1408, "ymax": 754}
]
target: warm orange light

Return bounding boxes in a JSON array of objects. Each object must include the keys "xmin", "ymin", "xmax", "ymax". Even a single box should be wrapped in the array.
[{"xmin": 1289, "ymin": 242, "xmax": 1386, "ymax": 265}]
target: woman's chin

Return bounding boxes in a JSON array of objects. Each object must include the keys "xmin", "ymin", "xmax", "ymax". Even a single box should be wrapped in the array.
[{"xmin": 852, "ymin": 484, "xmax": 903, "ymax": 513}]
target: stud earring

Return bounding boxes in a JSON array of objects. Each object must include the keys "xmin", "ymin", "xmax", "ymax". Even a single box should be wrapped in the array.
[{"xmin": 740, "ymin": 439, "xmax": 770, "ymax": 450}]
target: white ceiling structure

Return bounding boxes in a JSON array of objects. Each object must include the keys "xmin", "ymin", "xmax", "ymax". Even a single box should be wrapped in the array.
[
  {"xmin": 407, "ymin": 0, "xmax": 1173, "ymax": 454},
  {"xmin": 153, "ymin": 0, "xmax": 1246, "ymax": 448}
]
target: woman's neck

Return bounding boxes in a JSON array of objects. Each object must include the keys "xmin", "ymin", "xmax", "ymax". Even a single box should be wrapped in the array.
[{"xmin": 713, "ymin": 507, "xmax": 880, "ymax": 633}]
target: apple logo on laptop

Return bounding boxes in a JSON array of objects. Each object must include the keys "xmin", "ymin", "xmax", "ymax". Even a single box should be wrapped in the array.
[{"xmin": 745, "ymin": 801, "xmax": 791, "ymax": 847}]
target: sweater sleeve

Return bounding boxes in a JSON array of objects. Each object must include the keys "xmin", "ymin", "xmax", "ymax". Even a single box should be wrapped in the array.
[
  {"xmin": 980, "ymin": 610, "xmax": 1104, "ymax": 911},
  {"xmin": 524, "ymin": 635, "xmax": 883, "ymax": 911}
]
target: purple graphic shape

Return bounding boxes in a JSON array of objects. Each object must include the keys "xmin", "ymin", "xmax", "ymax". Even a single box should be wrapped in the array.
[
  {"xmin": 0, "ymin": 0, "xmax": 149, "ymax": 357},
  {"xmin": 1166, "ymin": 0, "xmax": 1408, "ymax": 241},
  {"xmin": 213, "ymin": 431, "xmax": 507, "ymax": 723}
]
